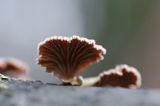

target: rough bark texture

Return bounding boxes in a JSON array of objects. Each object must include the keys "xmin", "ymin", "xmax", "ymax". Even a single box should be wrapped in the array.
[{"xmin": 0, "ymin": 79, "xmax": 159, "ymax": 106}]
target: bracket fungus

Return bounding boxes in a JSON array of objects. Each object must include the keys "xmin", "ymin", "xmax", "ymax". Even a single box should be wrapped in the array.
[
  {"xmin": 0, "ymin": 58, "xmax": 28, "ymax": 79},
  {"xmin": 37, "ymin": 35, "xmax": 142, "ymax": 88},
  {"xmin": 37, "ymin": 35, "xmax": 106, "ymax": 85},
  {"xmin": 82, "ymin": 64, "xmax": 141, "ymax": 89}
]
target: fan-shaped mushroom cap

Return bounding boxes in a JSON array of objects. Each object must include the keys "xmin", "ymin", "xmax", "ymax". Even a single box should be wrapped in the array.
[
  {"xmin": 0, "ymin": 58, "xmax": 28, "ymax": 78},
  {"xmin": 93, "ymin": 64, "xmax": 141, "ymax": 88},
  {"xmin": 37, "ymin": 35, "xmax": 106, "ymax": 82}
]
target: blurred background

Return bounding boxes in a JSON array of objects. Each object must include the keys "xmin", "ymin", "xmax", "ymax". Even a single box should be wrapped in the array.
[{"xmin": 0, "ymin": 0, "xmax": 160, "ymax": 88}]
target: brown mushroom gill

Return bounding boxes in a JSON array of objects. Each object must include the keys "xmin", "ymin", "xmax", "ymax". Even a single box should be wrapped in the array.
[
  {"xmin": 0, "ymin": 58, "xmax": 27, "ymax": 78},
  {"xmin": 37, "ymin": 36, "xmax": 106, "ymax": 83},
  {"xmin": 82, "ymin": 65, "xmax": 141, "ymax": 89}
]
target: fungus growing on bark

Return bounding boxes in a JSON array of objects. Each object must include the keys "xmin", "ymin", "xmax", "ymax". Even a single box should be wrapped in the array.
[
  {"xmin": 82, "ymin": 64, "xmax": 141, "ymax": 89},
  {"xmin": 37, "ymin": 35, "xmax": 142, "ymax": 88},
  {"xmin": 37, "ymin": 35, "xmax": 106, "ymax": 85},
  {"xmin": 0, "ymin": 58, "xmax": 28, "ymax": 78}
]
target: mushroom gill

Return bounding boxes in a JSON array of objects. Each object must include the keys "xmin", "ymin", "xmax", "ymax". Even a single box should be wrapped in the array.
[
  {"xmin": 37, "ymin": 35, "xmax": 106, "ymax": 84},
  {"xmin": 90, "ymin": 64, "xmax": 141, "ymax": 88},
  {"xmin": 0, "ymin": 58, "xmax": 28, "ymax": 79}
]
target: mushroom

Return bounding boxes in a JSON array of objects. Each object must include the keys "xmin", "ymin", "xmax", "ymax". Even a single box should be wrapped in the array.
[
  {"xmin": 0, "ymin": 58, "xmax": 28, "ymax": 79},
  {"xmin": 82, "ymin": 64, "xmax": 141, "ymax": 89},
  {"xmin": 37, "ymin": 35, "xmax": 106, "ymax": 85}
]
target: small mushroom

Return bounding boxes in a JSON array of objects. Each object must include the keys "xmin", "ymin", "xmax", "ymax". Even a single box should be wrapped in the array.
[
  {"xmin": 0, "ymin": 58, "xmax": 28, "ymax": 79},
  {"xmin": 82, "ymin": 64, "xmax": 141, "ymax": 89},
  {"xmin": 37, "ymin": 35, "xmax": 106, "ymax": 85}
]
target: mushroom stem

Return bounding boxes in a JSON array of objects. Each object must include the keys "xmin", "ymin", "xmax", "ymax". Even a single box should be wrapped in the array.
[
  {"xmin": 81, "ymin": 77, "xmax": 99, "ymax": 87},
  {"xmin": 62, "ymin": 76, "xmax": 84, "ymax": 86}
]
